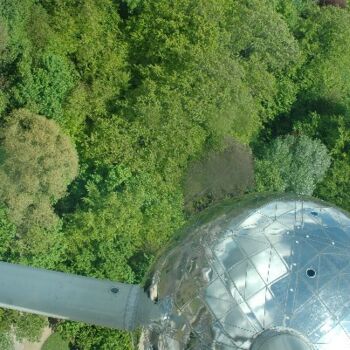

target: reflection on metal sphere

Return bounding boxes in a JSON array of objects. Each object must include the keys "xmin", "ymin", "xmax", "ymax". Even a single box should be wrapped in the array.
[{"xmin": 143, "ymin": 194, "xmax": 350, "ymax": 349}]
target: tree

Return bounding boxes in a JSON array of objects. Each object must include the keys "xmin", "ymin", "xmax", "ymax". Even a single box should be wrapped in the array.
[
  {"xmin": 255, "ymin": 134, "xmax": 331, "ymax": 195},
  {"xmin": 184, "ymin": 140, "xmax": 254, "ymax": 212},
  {"xmin": 0, "ymin": 109, "xmax": 78, "ymax": 232},
  {"xmin": 297, "ymin": 5, "xmax": 350, "ymax": 108},
  {"xmin": 14, "ymin": 53, "xmax": 76, "ymax": 120},
  {"xmin": 228, "ymin": 0, "xmax": 302, "ymax": 120},
  {"xmin": 316, "ymin": 158, "xmax": 350, "ymax": 210}
]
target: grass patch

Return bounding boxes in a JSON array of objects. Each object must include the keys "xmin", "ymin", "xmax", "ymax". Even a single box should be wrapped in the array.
[{"xmin": 41, "ymin": 333, "xmax": 69, "ymax": 350}]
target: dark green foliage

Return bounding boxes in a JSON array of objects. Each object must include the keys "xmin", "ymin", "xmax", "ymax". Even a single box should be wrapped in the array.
[
  {"xmin": 0, "ymin": 0, "xmax": 350, "ymax": 348},
  {"xmin": 0, "ymin": 206, "xmax": 16, "ymax": 260},
  {"xmin": 0, "ymin": 21, "xmax": 8, "ymax": 54},
  {"xmin": 14, "ymin": 53, "xmax": 75, "ymax": 119}
]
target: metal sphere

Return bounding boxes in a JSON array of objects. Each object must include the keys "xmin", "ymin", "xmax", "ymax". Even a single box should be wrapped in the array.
[{"xmin": 144, "ymin": 195, "xmax": 350, "ymax": 349}]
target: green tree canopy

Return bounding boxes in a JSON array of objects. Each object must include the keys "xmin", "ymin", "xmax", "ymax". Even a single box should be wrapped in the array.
[
  {"xmin": 255, "ymin": 134, "xmax": 331, "ymax": 195},
  {"xmin": 0, "ymin": 109, "xmax": 78, "ymax": 232}
]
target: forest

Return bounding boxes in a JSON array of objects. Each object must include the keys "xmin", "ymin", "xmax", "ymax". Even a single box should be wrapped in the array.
[{"xmin": 0, "ymin": 0, "xmax": 350, "ymax": 348}]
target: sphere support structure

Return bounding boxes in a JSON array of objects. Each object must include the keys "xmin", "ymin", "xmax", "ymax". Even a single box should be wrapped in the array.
[{"xmin": 0, "ymin": 261, "xmax": 161, "ymax": 331}]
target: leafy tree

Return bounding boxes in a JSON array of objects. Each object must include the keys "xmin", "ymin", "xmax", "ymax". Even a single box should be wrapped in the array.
[
  {"xmin": 228, "ymin": 0, "xmax": 302, "ymax": 120},
  {"xmin": 125, "ymin": 0, "xmax": 261, "ymax": 144},
  {"xmin": 254, "ymin": 159, "xmax": 286, "ymax": 193},
  {"xmin": 39, "ymin": 0, "xmax": 129, "ymax": 118},
  {"xmin": 316, "ymin": 159, "xmax": 350, "ymax": 210},
  {"xmin": 13, "ymin": 53, "xmax": 75, "ymax": 120},
  {"xmin": 255, "ymin": 134, "xmax": 331, "ymax": 195},
  {"xmin": 2, "ymin": 0, "xmax": 350, "ymax": 348},
  {"xmin": 297, "ymin": 5, "xmax": 350, "ymax": 108},
  {"xmin": 0, "ymin": 109, "xmax": 78, "ymax": 232},
  {"xmin": 292, "ymin": 111, "xmax": 350, "ymax": 210},
  {"xmin": 10, "ymin": 223, "xmax": 67, "ymax": 270}
]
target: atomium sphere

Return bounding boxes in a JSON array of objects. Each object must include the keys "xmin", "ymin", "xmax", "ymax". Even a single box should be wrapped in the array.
[{"xmin": 143, "ymin": 195, "xmax": 350, "ymax": 350}]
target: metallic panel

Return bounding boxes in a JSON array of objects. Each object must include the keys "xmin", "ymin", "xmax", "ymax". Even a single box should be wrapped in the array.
[{"xmin": 145, "ymin": 195, "xmax": 350, "ymax": 349}]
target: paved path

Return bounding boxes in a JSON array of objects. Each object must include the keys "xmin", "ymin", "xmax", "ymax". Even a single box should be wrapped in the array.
[{"xmin": 14, "ymin": 327, "xmax": 52, "ymax": 350}]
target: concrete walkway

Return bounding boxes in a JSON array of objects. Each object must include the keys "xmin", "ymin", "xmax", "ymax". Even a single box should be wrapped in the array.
[{"xmin": 14, "ymin": 327, "xmax": 52, "ymax": 350}]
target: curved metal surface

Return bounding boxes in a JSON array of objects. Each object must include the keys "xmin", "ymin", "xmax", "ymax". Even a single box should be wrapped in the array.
[
  {"xmin": 250, "ymin": 329, "xmax": 313, "ymax": 350},
  {"xmin": 145, "ymin": 195, "xmax": 350, "ymax": 349}
]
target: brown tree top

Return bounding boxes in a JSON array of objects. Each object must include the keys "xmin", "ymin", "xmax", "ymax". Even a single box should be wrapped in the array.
[
  {"xmin": 184, "ymin": 139, "xmax": 254, "ymax": 213},
  {"xmin": 0, "ymin": 109, "xmax": 79, "ymax": 232},
  {"xmin": 319, "ymin": 0, "xmax": 347, "ymax": 8}
]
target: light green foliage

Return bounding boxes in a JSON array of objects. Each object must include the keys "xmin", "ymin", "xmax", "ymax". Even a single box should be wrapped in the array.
[
  {"xmin": 1, "ymin": 0, "xmax": 350, "ymax": 348},
  {"xmin": 63, "ymin": 190, "xmax": 139, "ymax": 282},
  {"xmin": 125, "ymin": 0, "xmax": 141, "ymax": 11},
  {"xmin": 298, "ymin": 5, "xmax": 350, "ymax": 104},
  {"xmin": 0, "ymin": 331, "xmax": 13, "ymax": 350},
  {"xmin": 0, "ymin": 109, "xmax": 78, "ymax": 232},
  {"xmin": 0, "ymin": 309, "xmax": 47, "ymax": 344},
  {"xmin": 229, "ymin": 0, "xmax": 302, "ymax": 119},
  {"xmin": 0, "ymin": 0, "xmax": 32, "ymax": 64},
  {"xmin": 126, "ymin": 0, "xmax": 262, "ymax": 144},
  {"xmin": 0, "ymin": 91, "xmax": 8, "ymax": 116},
  {"xmin": 11, "ymin": 223, "xmax": 67, "ymax": 269},
  {"xmin": 42, "ymin": 332, "xmax": 69, "ymax": 350},
  {"xmin": 293, "ymin": 111, "xmax": 350, "ymax": 156},
  {"xmin": 254, "ymin": 159, "xmax": 287, "ymax": 193},
  {"xmin": 13, "ymin": 313, "xmax": 48, "ymax": 343},
  {"xmin": 231, "ymin": 0, "xmax": 300, "ymax": 73},
  {"xmin": 255, "ymin": 135, "xmax": 331, "ymax": 195},
  {"xmin": 292, "ymin": 111, "xmax": 350, "ymax": 209},
  {"xmin": 42, "ymin": 0, "xmax": 129, "ymax": 117}
]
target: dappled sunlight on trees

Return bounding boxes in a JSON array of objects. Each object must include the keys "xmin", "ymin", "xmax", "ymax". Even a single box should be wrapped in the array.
[{"xmin": 0, "ymin": 0, "xmax": 350, "ymax": 347}]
